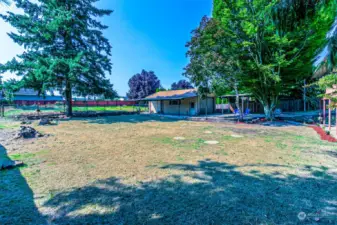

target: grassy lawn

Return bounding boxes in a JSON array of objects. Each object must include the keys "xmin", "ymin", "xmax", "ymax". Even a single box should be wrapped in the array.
[
  {"xmin": 4, "ymin": 106, "xmax": 63, "ymax": 117},
  {"xmin": 0, "ymin": 115, "xmax": 336, "ymax": 224},
  {"xmin": 72, "ymin": 105, "xmax": 147, "ymax": 112},
  {"xmin": 4, "ymin": 105, "xmax": 147, "ymax": 117}
]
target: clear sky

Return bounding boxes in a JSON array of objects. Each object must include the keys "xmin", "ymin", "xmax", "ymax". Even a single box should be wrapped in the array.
[{"xmin": 0, "ymin": 0, "xmax": 212, "ymax": 96}]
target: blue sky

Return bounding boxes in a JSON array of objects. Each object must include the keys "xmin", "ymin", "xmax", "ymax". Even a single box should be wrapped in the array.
[{"xmin": 0, "ymin": 0, "xmax": 212, "ymax": 96}]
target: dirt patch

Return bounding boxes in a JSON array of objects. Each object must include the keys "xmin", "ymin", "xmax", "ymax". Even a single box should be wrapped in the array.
[
  {"xmin": 173, "ymin": 137, "xmax": 185, "ymax": 140},
  {"xmin": 231, "ymin": 134, "xmax": 243, "ymax": 138}
]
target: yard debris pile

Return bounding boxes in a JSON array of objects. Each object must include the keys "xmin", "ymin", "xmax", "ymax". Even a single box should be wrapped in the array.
[
  {"xmin": 20, "ymin": 119, "xmax": 32, "ymax": 125},
  {"xmin": 38, "ymin": 118, "xmax": 56, "ymax": 126},
  {"xmin": 13, "ymin": 126, "xmax": 45, "ymax": 139},
  {"xmin": 0, "ymin": 159, "xmax": 24, "ymax": 170},
  {"xmin": 14, "ymin": 112, "xmax": 64, "ymax": 120}
]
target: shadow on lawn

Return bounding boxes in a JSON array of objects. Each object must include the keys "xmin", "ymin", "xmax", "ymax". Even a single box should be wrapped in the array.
[
  {"xmin": 0, "ymin": 144, "xmax": 46, "ymax": 225},
  {"xmin": 325, "ymin": 150, "xmax": 337, "ymax": 159},
  {"xmin": 44, "ymin": 160, "xmax": 337, "ymax": 225},
  {"xmin": 74, "ymin": 114, "xmax": 181, "ymax": 124}
]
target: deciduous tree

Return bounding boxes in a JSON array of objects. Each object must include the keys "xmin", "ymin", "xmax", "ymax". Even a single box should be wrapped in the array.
[
  {"xmin": 211, "ymin": 0, "xmax": 336, "ymax": 119},
  {"xmin": 185, "ymin": 16, "xmax": 245, "ymax": 120},
  {"xmin": 2, "ymin": 79, "xmax": 21, "ymax": 102},
  {"xmin": 127, "ymin": 69, "xmax": 160, "ymax": 99},
  {"xmin": 171, "ymin": 80, "xmax": 193, "ymax": 90}
]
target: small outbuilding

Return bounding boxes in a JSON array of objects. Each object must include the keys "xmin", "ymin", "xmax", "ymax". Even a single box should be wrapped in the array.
[{"xmin": 144, "ymin": 89, "xmax": 215, "ymax": 116}]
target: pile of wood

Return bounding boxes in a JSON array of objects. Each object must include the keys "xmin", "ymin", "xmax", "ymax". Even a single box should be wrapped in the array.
[{"xmin": 13, "ymin": 126, "xmax": 44, "ymax": 139}]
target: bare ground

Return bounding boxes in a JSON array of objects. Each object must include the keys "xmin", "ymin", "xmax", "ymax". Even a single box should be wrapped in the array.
[{"xmin": 0, "ymin": 115, "xmax": 336, "ymax": 225}]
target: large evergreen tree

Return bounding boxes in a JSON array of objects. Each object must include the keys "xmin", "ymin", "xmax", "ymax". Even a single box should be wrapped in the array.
[{"xmin": 0, "ymin": 0, "xmax": 116, "ymax": 116}]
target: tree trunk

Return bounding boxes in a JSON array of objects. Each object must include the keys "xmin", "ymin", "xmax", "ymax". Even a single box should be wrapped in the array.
[
  {"xmin": 303, "ymin": 79, "xmax": 306, "ymax": 112},
  {"xmin": 263, "ymin": 105, "xmax": 273, "ymax": 120},
  {"xmin": 65, "ymin": 79, "xmax": 73, "ymax": 117},
  {"xmin": 260, "ymin": 99, "xmax": 277, "ymax": 120},
  {"xmin": 234, "ymin": 83, "xmax": 243, "ymax": 121}
]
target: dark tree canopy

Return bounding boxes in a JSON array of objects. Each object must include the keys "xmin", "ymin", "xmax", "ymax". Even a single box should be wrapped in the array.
[
  {"xmin": 171, "ymin": 80, "xmax": 193, "ymax": 90},
  {"xmin": 0, "ymin": 0, "xmax": 116, "ymax": 116},
  {"xmin": 127, "ymin": 70, "xmax": 160, "ymax": 99}
]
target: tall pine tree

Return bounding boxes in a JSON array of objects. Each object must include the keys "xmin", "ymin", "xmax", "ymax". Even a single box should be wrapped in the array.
[{"xmin": 0, "ymin": 0, "xmax": 116, "ymax": 116}]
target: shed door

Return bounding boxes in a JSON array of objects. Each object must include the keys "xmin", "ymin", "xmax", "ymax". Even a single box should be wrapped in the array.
[
  {"xmin": 160, "ymin": 100, "xmax": 164, "ymax": 114},
  {"xmin": 189, "ymin": 102, "xmax": 196, "ymax": 116}
]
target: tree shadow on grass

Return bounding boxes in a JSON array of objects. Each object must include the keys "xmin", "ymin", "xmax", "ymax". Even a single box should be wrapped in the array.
[
  {"xmin": 44, "ymin": 160, "xmax": 337, "ymax": 224},
  {"xmin": 325, "ymin": 150, "xmax": 337, "ymax": 159},
  {"xmin": 0, "ymin": 144, "xmax": 46, "ymax": 225},
  {"xmin": 71, "ymin": 114, "xmax": 182, "ymax": 125}
]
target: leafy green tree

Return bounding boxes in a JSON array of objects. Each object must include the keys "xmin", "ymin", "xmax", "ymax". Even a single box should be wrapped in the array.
[
  {"xmin": 156, "ymin": 86, "xmax": 166, "ymax": 92},
  {"xmin": 314, "ymin": 12, "xmax": 337, "ymax": 103},
  {"xmin": 2, "ymin": 79, "xmax": 21, "ymax": 102},
  {"xmin": 315, "ymin": 73, "xmax": 337, "ymax": 105},
  {"xmin": 0, "ymin": 0, "xmax": 116, "ymax": 116},
  {"xmin": 211, "ymin": 0, "xmax": 336, "ymax": 119},
  {"xmin": 171, "ymin": 80, "xmax": 193, "ymax": 90},
  {"xmin": 185, "ymin": 16, "xmax": 245, "ymax": 120}
]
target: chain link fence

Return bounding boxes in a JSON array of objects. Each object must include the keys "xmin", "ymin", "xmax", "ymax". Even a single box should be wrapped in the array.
[{"xmin": 1, "ymin": 100, "xmax": 148, "ymax": 118}]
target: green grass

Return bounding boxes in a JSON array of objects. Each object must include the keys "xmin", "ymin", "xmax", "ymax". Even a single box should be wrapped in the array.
[
  {"xmin": 73, "ymin": 106, "xmax": 147, "ymax": 112},
  {"xmin": 0, "ymin": 121, "xmax": 20, "ymax": 129},
  {"xmin": 275, "ymin": 141, "xmax": 288, "ymax": 150},
  {"xmin": 4, "ymin": 106, "xmax": 148, "ymax": 117},
  {"xmin": 152, "ymin": 136, "xmax": 207, "ymax": 150},
  {"xmin": 9, "ymin": 150, "xmax": 50, "ymax": 167},
  {"xmin": 4, "ymin": 108, "xmax": 61, "ymax": 117},
  {"xmin": 192, "ymin": 138, "xmax": 206, "ymax": 150},
  {"xmin": 216, "ymin": 149, "xmax": 228, "ymax": 156},
  {"xmin": 223, "ymin": 135, "xmax": 236, "ymax": 141}
]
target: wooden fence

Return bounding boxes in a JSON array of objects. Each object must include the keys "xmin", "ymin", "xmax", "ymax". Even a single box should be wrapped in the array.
[{"xmin": 216, "ymin": 98, "xmax": 320, "ymax": 114}]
